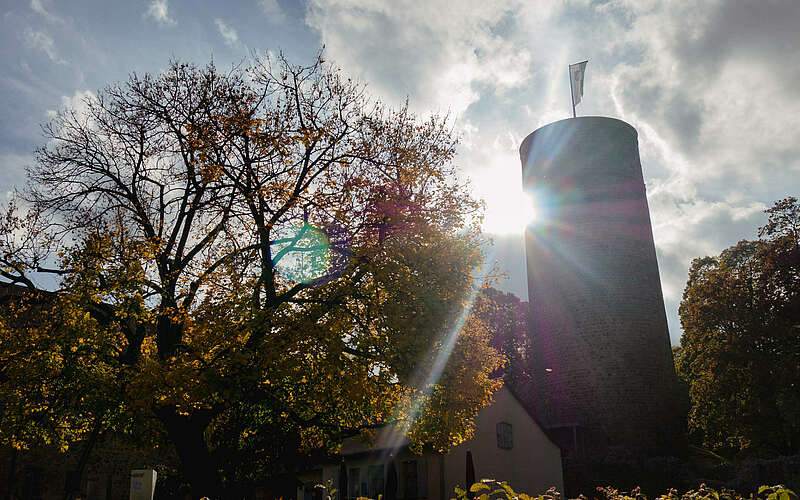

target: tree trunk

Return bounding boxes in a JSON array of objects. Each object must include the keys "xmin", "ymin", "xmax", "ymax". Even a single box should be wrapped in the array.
[
  {"xmin": 63, "ymin": 416, "xmax": 102, "ymax": 500},
  {"xmin": 157, "ymin": 407, "xmax": 221, "ymax": 499},
  {"xmin": 5, "ymin": 448, "xmax": 17, "ymax": 500}
]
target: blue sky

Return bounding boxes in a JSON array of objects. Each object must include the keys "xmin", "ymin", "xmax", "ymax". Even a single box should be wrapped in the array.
[{"xmin": 2, "ymin": 0, "xmax": 799, "ymax": 344}]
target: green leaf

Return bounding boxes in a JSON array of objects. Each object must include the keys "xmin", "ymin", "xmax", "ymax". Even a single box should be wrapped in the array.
[{"xmin": 471, "ymin": 483, "xmax": 490, "ymax": 493}]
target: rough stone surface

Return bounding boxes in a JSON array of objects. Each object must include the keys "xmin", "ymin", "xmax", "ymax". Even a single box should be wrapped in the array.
[{"xmin": 520, "ymin": 116, "xmax": 683, "ymax": 457}]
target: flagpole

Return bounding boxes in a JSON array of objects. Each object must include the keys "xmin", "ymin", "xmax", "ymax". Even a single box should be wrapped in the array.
[{"xmin": 569, "ymin": 65, "xmax": 576, "ymax": 118}]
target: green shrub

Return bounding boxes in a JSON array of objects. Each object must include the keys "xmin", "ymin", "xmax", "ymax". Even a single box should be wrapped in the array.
[
  {"xmin": 450, "ymin": 479, "xmax": 797, "ymax": 500},
  {"xmin": 312, "ymin": 478, "xmax": 796, "ymax": 500}
]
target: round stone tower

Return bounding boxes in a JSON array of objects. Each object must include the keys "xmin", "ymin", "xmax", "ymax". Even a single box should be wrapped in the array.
[{"xmin": 520, "ymin": 116, "xmax": 681, "ymax": 457}]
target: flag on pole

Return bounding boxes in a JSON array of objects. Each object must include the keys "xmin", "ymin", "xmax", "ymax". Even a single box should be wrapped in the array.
[{"xmin": 569, "ymin": 60, "xmax": 588, "ymax": 112}]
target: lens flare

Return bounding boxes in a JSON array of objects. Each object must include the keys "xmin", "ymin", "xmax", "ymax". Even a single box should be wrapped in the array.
[
  {"xmin": 376, "ymin": 251, "xmax": 494, "ymax": 460},
  {"xmin": 272, "ymin": 223, "xmax": 350, "ymax": 285}
]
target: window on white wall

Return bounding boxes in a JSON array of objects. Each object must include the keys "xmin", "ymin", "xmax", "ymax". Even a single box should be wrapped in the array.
[{"xmin": 497, "ymin": 422, "xmax": 513, "ymax": 449}]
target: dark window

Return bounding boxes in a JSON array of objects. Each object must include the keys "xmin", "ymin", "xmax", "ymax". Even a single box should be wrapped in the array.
[
  {"xmin": 349, "ymin": 468, "xmax": 361, "ymax": 499},
  {"xmin": 497, "ymin": 422, "xmax": 513, "ymax": 449},
  {"xmin": 302, "ymin": 481, "xmax": 325, "ymax": 500},
  {"xmin": 418, "ymin": 458, "xmax": 427, "ymax": 497},
  {"xmin": 403, "ymin": 460, "xmax": 418, "ymax": 499},
  {"xmin": 402, "ymin": 459, "xmax": 428, "ymax": 499},
  {"xmin": 367, "ymin": 464, "xmax": 384, "ymax": 498}
]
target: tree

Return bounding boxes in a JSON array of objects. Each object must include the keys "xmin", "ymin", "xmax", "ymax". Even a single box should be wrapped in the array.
[
  {"xmin": 0, "ymin": 53, "xmax": 502, "ymax": 497},
  {"xmin": 474, "ymin": 287, "xmax": 533, "ymax": 391},
  {"xmin": 0, "ymin": 282, "xmax": 134, "ymax": 499},
  {"xmin": 677, "ymin": 197, "xmax": 800, "ymax": 456}
]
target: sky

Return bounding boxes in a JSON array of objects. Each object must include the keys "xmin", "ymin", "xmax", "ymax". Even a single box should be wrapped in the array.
[{"xmin": 2, "ymin": 0, "xmax": 799, "ymax": 344}]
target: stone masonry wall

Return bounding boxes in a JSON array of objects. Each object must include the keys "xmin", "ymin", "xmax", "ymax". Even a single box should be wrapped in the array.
[{"xmin": 519, "ymin": 116, "xmax": 682, "ymax": 457}]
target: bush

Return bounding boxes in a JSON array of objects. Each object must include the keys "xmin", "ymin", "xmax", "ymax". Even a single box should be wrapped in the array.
[
  {"xmin": 313, "ymin": 478, "xmax": 796, "ymax": 500},
  {"xmin": 450, "ymin": 479, "xmax": 797, "ymax": 500}
]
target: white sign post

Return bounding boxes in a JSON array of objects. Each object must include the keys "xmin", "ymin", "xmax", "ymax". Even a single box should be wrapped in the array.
[{"xmin": 129, "ymin": 469, "xmax": 157, "ymax": 500}]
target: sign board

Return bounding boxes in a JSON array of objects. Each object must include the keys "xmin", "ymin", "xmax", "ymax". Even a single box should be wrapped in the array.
[{"xmin": 130, "ymin": 469, "xmax": 157, "ymax": 500}]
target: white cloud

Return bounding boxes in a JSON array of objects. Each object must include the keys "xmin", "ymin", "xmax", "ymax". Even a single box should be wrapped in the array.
[
  {"xmin": 305, "ymin": 0, "xmax": 532, "ymax": 117},
  {"xmin": 145, "ymin": 0, "xmax": 176, "ymax": 26},
  {"xmin": 45, "ymin": 90, "xmax": 97, "ymax": 129},
  {"xmin": 30, "ymin": 0, "xmax": 64, "ymax": 24},
  {"xmin": 214, "ymin": 18, "xmax": 240, "ymax": 48},
  {"xmin": 23, "ymin": 27, "xmax": 67, "ymax": 64},
  {"xmin": 259, "ymin": 0, "xmax": 285, "ymax": 22},
  {"xmin": 0, "ymin": 153, "xmax": 33, "ymax": 199},
  {"xmin": 61, "ymin": 89, "xmax": 95, "ymax": 116}
]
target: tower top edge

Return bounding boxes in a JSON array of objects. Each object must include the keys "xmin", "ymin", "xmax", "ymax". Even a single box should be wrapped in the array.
[{"xmin": 519, "ymin": 116, "xmax": 637, "ymax": 160}]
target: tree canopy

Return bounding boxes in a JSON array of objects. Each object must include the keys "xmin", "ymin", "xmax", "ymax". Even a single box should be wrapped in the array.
[
  {"xmin": 677, "ymin": 197, "xmax": 800, "ymax": 457},
  {"xmin": 0, "ymin": 53, "xmax": 503, "ymax": 496},
  {"xmin": 475, "ymin": 287, "xmax": 532, "ymax": 391}
]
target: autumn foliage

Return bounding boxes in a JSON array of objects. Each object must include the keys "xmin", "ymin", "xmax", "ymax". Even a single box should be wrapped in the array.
[
  {"xmin": 451, "ymin": 481, "xmax": 797, "ymax": 500},
  {"xmin": 677, "ymin": 197, "xmax": 800, "ymax": 457},
  {"xmin": 0, "ymin": 53, "xmax": 503, "ymax": 496}
]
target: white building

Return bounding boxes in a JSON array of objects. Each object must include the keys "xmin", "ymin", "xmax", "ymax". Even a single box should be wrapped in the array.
[{"xmin": 297, "ymin": 387, "xmax": 564, "ymax": 500}]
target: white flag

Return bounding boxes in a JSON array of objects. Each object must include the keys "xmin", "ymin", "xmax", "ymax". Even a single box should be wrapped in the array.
[{"xmin": 569, "ymin": 60, "xmax": 588, "ymax": 107}]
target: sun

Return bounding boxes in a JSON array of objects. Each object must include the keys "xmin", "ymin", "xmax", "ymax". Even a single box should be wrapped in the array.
[
  {"xmin": 467, "ymin": 150, "xmax": 542, "ymax": 235},
  {"xmin": 481, "ymin": 189, "xmax": 538, "ymax": 234},
  {"xmin": 473, "ymin": 172, "xmax": 539, "ymax": 235}
]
